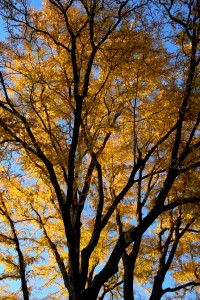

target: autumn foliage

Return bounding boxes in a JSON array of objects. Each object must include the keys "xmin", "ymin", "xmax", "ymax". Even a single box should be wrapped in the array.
[{"xmin": 0, "ymin": 0, "xmax": 199, "ymax": 299}]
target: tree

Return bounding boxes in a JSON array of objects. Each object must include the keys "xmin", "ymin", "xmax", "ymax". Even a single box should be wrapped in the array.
[{"xmin": 0, "ymin": 0, "xmax": 199, "ymax": 299}]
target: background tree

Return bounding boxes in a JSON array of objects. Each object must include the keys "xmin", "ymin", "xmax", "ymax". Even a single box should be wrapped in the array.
[{"xmin": 0, "ymin": 0, "xmax": 199, "ymax": 299}]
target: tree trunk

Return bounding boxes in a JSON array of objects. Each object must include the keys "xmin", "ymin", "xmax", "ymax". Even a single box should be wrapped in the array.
[
  {"xmin": 123, "ymin": 253, "xmax": 134, "ymax": 300},
  {"xmin": 149, "ymin": 277, "xmax": 164, "ymax": 300}
]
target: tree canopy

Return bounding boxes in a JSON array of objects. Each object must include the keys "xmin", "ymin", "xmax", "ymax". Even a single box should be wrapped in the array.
[{"xmin": 0, "ymin": 0, "xmax": 199, "ymax": 299}]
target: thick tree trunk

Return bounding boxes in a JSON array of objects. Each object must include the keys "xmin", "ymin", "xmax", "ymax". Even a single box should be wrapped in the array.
[
  {"xmin": 79, "ymin": 287, "xmax": 99, "ymax": 300},
  {"xmin": 149, "ymin": 288, "xmax": 164, "ymax": 300},
  {"xmin": 123, "ymin": 254, "xmax": 134, "ymax": 300},
  {"xmin": 149, "ymin": 276, "xmax": 164, "ymax": 300},
  {"xmin": 123, "ymin": 237, "xmax": 142, "ymax": 300}
]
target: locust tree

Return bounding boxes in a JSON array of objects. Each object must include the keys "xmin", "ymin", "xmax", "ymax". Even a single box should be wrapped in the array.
[{"xmin": 0, "ymin": 0, "xmax": 199, "ymax": 299}]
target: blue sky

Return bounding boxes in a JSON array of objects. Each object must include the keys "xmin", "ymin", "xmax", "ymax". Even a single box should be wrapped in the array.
[
  {"xmin": 0, "ymin": 0, "xmax": 42, "ymax": 41},
  {"xmin": 31, "ymin": 0, "xmax": 43, "ymax": 9}
]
